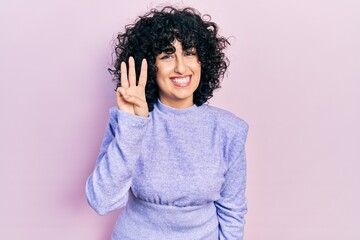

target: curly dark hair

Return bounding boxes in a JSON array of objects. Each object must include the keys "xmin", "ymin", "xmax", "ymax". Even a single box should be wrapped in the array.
[{"xmin": 108, "ymin": 6, "xmax": 230, "ymax": 111}]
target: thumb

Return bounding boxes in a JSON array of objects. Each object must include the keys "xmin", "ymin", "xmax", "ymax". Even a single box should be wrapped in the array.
[{"xmin": 123, "ymin": 95, "xmax": 149, "ymax": 117}]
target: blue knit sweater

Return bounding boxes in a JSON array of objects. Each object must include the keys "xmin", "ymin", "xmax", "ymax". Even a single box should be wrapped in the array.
[{"xmin": 86, "ymin": 100, "xmax": 249, "ymax": 240}]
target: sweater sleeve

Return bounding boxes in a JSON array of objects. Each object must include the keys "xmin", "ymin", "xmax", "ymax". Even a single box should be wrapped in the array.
[
  {"xmin": 215, "ymin": 121, "xmax": 249, "ymax": 240},
  {"xmin": 85, "ymin": 108, "xmax": 150, "ymax": 215}
]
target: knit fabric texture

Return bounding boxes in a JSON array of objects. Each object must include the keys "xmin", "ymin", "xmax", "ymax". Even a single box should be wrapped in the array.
[{"xmin": 86, "ymin": 99, "xmax": 249, "ymax": 240}]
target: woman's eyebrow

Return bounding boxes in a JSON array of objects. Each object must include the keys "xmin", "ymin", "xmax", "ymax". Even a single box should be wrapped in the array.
[{"xmin": 163, "ymin": 47, "xmax": 175, "ymax": 53}]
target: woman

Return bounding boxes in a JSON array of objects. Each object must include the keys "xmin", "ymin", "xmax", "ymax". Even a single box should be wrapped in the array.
[{"xmin": 86, "ymin": 6, "xmax": 249, "ymax": 240}]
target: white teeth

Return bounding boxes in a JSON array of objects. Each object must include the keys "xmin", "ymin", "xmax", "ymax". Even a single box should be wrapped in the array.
[{"xmin": 172, "ymin": 77, "xmax": 190, "ymax": 83}]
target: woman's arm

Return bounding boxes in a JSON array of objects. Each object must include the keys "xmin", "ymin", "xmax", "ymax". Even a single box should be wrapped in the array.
[
  {"xmin": 86, "ymin": 57, "xmax": 149, "ymax": 215},
  {"xmin": 85, "ymin": 109, "xmax": 149, "ymax": 215},
  {"xmin": 215, "ymin": 122, "xmax": 249, "ymax": 240}
]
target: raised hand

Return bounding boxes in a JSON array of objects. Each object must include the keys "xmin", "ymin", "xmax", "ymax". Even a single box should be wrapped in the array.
[{"xmin": 116, "ymin": 57, "xmax": 148, "ymax": 117}]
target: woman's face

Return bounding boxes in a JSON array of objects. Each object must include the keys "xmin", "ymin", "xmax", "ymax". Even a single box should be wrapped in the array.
[{"xmin": 155, "ymin": 40, "xmax": 201, "ymax": 108}]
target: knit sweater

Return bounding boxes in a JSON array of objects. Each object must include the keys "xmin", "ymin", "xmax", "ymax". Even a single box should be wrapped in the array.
[{"xmin": 86, "ymin": 99, "xmax": 249, "ymax": 240}]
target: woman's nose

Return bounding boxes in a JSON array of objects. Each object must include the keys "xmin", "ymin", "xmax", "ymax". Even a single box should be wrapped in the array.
[{"xmin": 174, "ymin": 56, "xmax": 186, "ymax": 74}]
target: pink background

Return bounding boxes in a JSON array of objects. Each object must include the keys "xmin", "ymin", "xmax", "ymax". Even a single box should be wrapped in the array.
[{"xmin": 1, "ymin": 0, "xmax": 359, "ymax": 239}]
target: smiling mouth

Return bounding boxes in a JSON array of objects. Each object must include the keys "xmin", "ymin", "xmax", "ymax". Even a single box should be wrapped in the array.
[{"xmin": 170, "ymin": 75, "xmax": 191, "ymax": 87}]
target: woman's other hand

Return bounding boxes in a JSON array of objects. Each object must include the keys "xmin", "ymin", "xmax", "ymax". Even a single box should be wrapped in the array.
[{"xmin": 116, "ymin": 57, "xmax": 149, "ymax": 117}]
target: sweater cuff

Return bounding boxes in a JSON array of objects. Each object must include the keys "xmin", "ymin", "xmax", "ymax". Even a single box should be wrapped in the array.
[{"xmin": 110, "ymin": 108, "xmax": 150, "ymax": 144}]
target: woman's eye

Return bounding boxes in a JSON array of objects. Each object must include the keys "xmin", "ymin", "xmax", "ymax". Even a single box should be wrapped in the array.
[
  {"xmin": 185, "ymin": 50, "xmax": 197, "ymax": 56},
  {"xmin": 160, "ymin": 54, "xmax": 173, "ymax": 60}
]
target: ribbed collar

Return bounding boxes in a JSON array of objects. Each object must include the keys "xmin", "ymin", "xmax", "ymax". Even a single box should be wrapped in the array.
[{"xmin": 154, "ymin": 99, "xmax": 206, "ymax": 117}]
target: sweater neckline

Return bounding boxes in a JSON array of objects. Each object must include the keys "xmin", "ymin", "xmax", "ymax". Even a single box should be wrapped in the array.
[{"xmin": 154, "ymin": 99, "xmax": 205, "ymax": 117}]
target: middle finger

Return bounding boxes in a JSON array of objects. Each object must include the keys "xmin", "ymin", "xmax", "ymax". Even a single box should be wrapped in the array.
[{"xmin": 128, "ymin": 56, "xmax": 136, "ymax": 86}]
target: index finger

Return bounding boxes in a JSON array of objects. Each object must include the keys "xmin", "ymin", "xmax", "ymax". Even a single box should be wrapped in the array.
[
  {"xmin": 120, "ymin": 61, "xmax": 129, "ymax": 88},
  {"xmin": 138, "ymin": 59, "xmax": 148, "ymax": 87}
]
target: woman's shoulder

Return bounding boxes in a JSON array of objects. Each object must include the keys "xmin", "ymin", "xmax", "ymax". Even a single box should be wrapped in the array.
[
  {"xmin": 204, "ymin": 105, "xmax": 249, "ymax": 153},
  {"xmin": 203, "ymin": 104, "xmax": 248, "ymax": 143},
  {"xmin": 205, "ymin": 105, "xmax": 248, "ymax": 130}
]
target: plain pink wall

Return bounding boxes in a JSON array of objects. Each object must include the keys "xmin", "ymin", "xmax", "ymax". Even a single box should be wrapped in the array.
[{"xmin": 1, "ymin": 0, "xmax": 359, "ymax": 239}]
